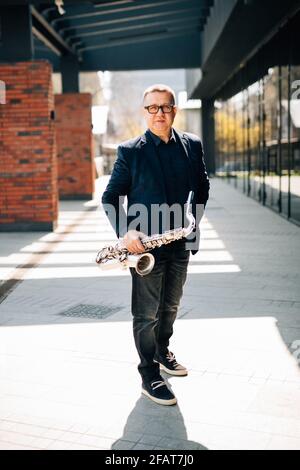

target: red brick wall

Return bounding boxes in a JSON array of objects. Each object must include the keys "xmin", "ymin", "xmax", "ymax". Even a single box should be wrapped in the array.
[
  {"xmin": 54, "ymin": 93, "xmax": 95, "ymax": 199},
  {"xmin": 0, "ymin": 60, "xmax": 58, "ymax": 231}
]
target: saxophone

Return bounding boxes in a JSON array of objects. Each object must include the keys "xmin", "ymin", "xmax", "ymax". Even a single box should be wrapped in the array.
[{"xmin": 96, "ymin": 191, "xmax": 195, "ymax": 276}]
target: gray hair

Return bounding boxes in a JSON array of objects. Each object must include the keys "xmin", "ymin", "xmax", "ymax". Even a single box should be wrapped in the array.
[{"xmin": 143, "ymin": 84, "xmax": 176, "ymax": 105}]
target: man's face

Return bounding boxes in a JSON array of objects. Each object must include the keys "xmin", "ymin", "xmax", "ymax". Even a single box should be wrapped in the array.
[{"xmin": 143, "ymin": 91, "xmax": 177, "ymax": 135}]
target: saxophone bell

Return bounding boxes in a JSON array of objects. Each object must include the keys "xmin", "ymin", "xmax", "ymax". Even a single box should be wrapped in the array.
[
  {"xmin": 126, "ymin": 253, "xmax": 155, "ymax": 276},
  {"xmin": 97, "ymin": 251, "xmax": 155, "ymax": 276}
]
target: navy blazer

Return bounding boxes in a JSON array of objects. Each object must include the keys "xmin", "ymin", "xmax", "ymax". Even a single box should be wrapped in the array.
[{"xmin": 101, "ymin": 128, "xmax": 210, "ymax": 254}]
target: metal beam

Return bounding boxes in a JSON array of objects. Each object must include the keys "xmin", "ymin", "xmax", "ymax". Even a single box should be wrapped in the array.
[
  {"xmin": 51, "ymin": 0, "xmax": 210, "ymax": 24},
  {"xmin": 30, "ymin": 6, "xmax": 77, "ymax": 56},
  {"xmin": 59, "ymin": 6, "xmax": 204, "ymax": 33},
  {"xmin": 66, "ymin": 15, "xmax": 203, "ymax": 43},
  {"xmin": 78, "ymin": 26, "xmax": 201, "ymax": 51},
  {"xmin": 79, "ymin": 31, "xmax": 201, "ymax": 71},
  {"xmin": 38, "ymin": 1, "xmax": 137, "ymax": 23},
  {"xmin": 35, "ymin": 31, "xmax": 201, "ymax": 72}
]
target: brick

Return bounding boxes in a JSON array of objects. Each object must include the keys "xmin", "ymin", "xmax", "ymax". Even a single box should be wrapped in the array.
[
  {"xmin": 54, "ymin": 93, "xmax": 95, "ymax": 198},
  {"xmin": 0, "ymin": 60, "xmax": 58, "ymax": 229}
]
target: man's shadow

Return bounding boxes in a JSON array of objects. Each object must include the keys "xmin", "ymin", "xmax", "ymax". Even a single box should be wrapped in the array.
[{"xmin": 111, "ymin": 376, "xmax": 208, "ymax": 450}]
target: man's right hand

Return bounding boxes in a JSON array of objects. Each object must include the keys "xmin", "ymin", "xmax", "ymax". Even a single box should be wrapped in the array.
[{"xmin": 123, "ymin": 230, "xmax": 146, "ymax": 254}]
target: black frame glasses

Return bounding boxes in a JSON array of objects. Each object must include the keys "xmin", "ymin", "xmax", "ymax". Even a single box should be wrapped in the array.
[{"xmin": 144, "ymin": 104, "xmax": 175, "ymax": 114}]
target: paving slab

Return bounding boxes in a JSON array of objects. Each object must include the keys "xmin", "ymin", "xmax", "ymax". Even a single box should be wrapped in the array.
[{"xmin": 0, "ymin": 177, "xmax": 300, "ymax": 450}]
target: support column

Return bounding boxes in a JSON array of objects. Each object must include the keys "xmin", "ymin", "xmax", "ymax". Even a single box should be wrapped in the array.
[
  {"xmin": 0, "ymin": 60, "xmax": 58, "ymax": 231},
  {"xmin": 0, "ymin": 6, "xmax": 33, "ymax": 61},
  {"xmin": 55, "ymin": 93, "xmax": 95, "ymax": 200},
  {"xmin": 201, "ymin": 98, "xmax": 216, "ymax": 175},
  {"xmin": 60, "ymin": 54, "xmax": 80, "ymax": 93}
]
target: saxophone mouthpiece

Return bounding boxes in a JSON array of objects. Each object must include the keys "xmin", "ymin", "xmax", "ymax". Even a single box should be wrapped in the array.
[
  {"xmin": 184, "ymin": 191, "xmax": 196, "ymax": 235},
  {"xmin": 187, "ymin": 191, "xmax": 194, "ymax": 206}
]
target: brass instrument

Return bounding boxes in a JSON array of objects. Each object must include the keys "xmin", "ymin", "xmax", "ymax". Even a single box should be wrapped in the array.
[{"xmin": 96, "ymin": 191, "xmax": 195, "ymax": 276}]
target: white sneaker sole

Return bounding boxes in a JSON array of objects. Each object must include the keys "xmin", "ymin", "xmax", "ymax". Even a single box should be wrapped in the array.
[
  {"xmin": 159, "ymin": 363, "xmax": 188, "ymax": 376},
  {"xmin": 142, "ymin": 388, "xmax": 177, "ymax": 406}
]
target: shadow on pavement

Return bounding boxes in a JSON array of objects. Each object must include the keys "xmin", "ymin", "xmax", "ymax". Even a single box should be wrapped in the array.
[{"xmin": 111, "ymin": 377, "xmax": 208, "ymax": 451}]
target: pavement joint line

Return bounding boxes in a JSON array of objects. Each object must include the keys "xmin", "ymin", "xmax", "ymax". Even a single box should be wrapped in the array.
[
  {"xmin": 0, "ymin": 439, "xmax": 38, "ymax": 449},
  {"xmin": 0, "ymin": 208, "xmax": 99, "ymax": 304},
  {"xmin": 1, "ymin": 418, "xmax": 74, "ymax": 433}
]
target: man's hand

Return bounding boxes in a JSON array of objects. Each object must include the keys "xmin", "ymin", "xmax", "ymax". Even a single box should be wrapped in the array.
[{"xmin": 123, "ymin": 230, "xmax": 146, "ymax": 254}]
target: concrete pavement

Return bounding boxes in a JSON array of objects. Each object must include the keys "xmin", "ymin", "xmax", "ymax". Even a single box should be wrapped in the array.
[{"xmin": 0, "ymin": 177, "xmax": 300, "ymax": 450}]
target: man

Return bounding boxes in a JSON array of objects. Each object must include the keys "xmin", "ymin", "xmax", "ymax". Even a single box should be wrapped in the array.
[{"xmin": 102, "ymin": 84, "xmax": 210, "ymax": 406}]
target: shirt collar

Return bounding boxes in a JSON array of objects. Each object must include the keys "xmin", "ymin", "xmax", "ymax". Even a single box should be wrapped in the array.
[{"xmin": 147, "ymin": 128, "xmax": 176, "ymax": 146}]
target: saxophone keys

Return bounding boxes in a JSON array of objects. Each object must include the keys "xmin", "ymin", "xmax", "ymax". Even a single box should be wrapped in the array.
[{"xmin": 119, "ymin": 253, "xmax": 127, "ymax": 262}]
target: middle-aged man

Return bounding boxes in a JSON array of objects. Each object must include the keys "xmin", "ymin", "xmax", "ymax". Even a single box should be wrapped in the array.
[{"xmin": 102, "ymin": 84, "xmax": 210, "ymax": 406}]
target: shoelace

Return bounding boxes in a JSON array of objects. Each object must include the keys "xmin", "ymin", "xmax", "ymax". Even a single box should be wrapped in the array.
[
  {"xmin": 151, "ymin": 380, "xmax": 165, "ymax": 390},
  {"xmin": 166, "ymin": 351, "xmax": 178, "ymax": 367}
]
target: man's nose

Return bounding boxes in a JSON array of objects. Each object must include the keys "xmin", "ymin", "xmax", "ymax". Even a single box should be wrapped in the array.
[{"xmin": 157, "ymin": 107, "xmax": 164, "ymax": 115}]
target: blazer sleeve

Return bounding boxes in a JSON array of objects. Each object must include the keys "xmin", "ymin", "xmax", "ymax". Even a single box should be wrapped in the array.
[
  {"xmin": 197, "ymin": 139, "xmax": 210, "ymax": 209},
  {"xmin": 101, "ymin": 146, "xmax": 131, "ymax": 238},
  {"xmin": 188, "ymin": 136, "xmax": 210, "ymax": 256}
]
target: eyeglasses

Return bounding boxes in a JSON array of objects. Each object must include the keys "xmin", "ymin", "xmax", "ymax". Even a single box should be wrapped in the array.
[{"xmin": 144, "ymin": 104, "xmax": 174, "ymax": 114}]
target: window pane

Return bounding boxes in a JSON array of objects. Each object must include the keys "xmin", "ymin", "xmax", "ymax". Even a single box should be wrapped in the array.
[
  {"xmin": 290, "ymin": 65, "xmax": 300, "ymax": 223},
  {"xmin": 263, "ymin": 67, "xmax": 280, "ymax": 212}
]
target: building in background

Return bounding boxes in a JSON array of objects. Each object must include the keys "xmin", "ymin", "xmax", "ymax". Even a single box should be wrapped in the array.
[
  {"xmin": 1, "ymin": 0, "xmax": 300, "ymax": 229},
  {"xmin": 187, "ymin": 1, "xmax": 300, "ymax": 225}
]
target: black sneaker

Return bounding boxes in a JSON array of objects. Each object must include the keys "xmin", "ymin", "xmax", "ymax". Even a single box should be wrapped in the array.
[
  {"xmin": 142, "ymin": 378, "xmax": 177, "ymax": 406},
  {"xmin": 155, "ymin": 351, "xmax": 188, "ymax": 376}
]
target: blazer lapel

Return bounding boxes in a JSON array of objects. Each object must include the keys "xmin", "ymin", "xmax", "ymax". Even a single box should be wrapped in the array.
[
  {"xmin": 174, "ymin": 129, "xmax": 195, "ymax": 190},
  {"xmin": 140, "ymin": 131, "xmax": 167, "ymax": 201}
]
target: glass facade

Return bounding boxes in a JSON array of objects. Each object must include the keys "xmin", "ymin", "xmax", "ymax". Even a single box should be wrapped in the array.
[{"xmin": 215, "ymin": 64, "xmax": 300, "ymax": 225}]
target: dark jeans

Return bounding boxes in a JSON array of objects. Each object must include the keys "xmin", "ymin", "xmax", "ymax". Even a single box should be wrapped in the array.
[{"xmin": 130, "ymin": 247, "xmax": 190, "ymax": 383}]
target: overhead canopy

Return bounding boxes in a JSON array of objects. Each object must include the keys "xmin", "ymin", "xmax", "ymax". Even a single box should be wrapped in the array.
[
  {"xmin": 3, "ymin": 0, "xmax": 299, "ymax": 99},
  {"xmin": 1, "ymin": 0, "xmax": 214, "ymax": 72},
  {"xmin": 187, "ymin": 0, "xmax": 300, "ymax": 100}
]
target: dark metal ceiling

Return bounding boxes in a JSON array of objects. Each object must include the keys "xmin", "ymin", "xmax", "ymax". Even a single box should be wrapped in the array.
[
  {"xmin": 24, "ymin": 0, "xmax": 214, "ymax": 71},
  {"xmin": 2, "ymin": 0, "xmax": 300, "ymax": 98}
]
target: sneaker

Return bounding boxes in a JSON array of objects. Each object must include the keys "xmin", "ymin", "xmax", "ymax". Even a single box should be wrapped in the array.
[
  {"xmin": 155, "ymin": 351, "xmax": 188, "ymax": 376},
  {"xmin": 142, "ymin": 378, "xmax": 177, "ymax": 406}
]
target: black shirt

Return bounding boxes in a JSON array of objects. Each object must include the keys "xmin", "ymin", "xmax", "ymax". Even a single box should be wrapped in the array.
[{"xmin": 147, "ymin": 128, "xmax": 191, "ymax": 231}]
